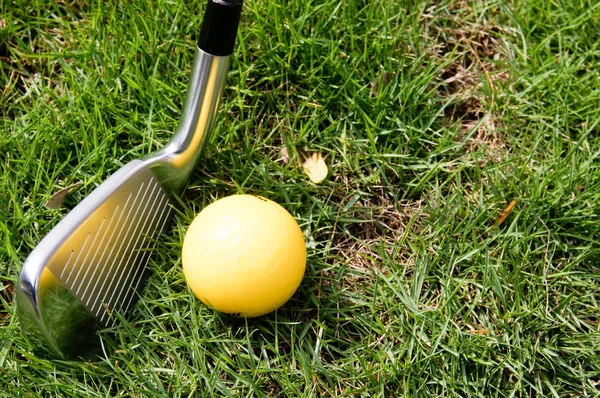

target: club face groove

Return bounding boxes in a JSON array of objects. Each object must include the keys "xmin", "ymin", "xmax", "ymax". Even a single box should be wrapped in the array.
[{"xmin": 49, "ymin": 171, "xmax": 170, "ymax": 327}]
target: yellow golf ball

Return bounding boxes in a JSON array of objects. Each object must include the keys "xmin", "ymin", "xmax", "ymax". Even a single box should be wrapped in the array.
[{"xmin": 182, "ymin": 194, "xmax": 306, "ymax": 317}]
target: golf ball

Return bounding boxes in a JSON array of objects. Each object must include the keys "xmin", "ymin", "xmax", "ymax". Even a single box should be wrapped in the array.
[{"xmin": 182, "ymin": 194, "xmax": 306, "ymax": 317}]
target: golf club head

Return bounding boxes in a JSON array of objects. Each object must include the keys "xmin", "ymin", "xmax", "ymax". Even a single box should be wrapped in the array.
[{"xmin": 15, "ymin": 0, "xmax": 243, "ymax": 360}]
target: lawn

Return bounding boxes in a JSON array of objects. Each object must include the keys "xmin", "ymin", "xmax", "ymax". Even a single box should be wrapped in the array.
[{"xmin": 1, "ymin": 0, "xmax": 599, "ymax": 396}]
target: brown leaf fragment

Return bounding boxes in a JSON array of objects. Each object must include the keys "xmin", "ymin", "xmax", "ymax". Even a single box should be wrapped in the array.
[
  {"xmin": 302, "ymin": 153, "xmax": 328, "ymax": 183},
  {"xmin": 45, "ymin": 182, "xmax": 82, "ymax": 209},
  {"xmin": 1, "ymin": 279, "xmax": 14, "ymax": 310},
  {"xmin": 371, "ymin": 71, "xmax": 391, "ymax": 96},
  {"xmin": 495, "ymin": 200, "xmax": 516, "ymax": 228},
  {"xmin": 280, "ymin": 147, "xmax": 290, "ymax": 164}
]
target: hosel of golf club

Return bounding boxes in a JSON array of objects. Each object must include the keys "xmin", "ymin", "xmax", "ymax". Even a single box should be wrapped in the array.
[
  {"xmin": 149, "ymin": 0, "xmax": 242, "ymax": 194},
  {"xmin": 150, "ymin": 49, "xmax": 232, "ymax": 194}
]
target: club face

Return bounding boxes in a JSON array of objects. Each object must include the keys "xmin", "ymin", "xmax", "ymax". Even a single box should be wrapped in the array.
[{"xmin": 17, "ymin": 158, "xmax": 173, "ymax": 359}]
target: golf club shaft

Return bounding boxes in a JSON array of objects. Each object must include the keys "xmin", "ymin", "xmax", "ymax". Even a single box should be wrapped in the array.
[{"xmin": 152, "ymin": 0, "xmax": 243, "ymax": 193}]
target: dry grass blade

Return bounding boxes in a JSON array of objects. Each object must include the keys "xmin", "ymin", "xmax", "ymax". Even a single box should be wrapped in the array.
[{"xmin": 495, "ymin": 200, "xmax": 516, "ymax": 228}]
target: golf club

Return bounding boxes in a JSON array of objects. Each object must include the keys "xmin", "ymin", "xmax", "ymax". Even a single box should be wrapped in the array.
[{"xmin": 16, "ymin": 0, "xmax": 243, "ymax": 360}]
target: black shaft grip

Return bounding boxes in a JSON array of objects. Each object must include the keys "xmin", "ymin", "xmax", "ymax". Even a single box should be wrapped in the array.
[{"xmin": 198, "ymin": 0, "xmax": 243, "ymax": 56}]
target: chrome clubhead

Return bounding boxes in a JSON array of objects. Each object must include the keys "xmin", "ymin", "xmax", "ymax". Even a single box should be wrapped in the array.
[
  {"xmin": 16, "ymin": 0, "xmax": 243, "ymax": 360},
  {"xmin": 17, "ymin": 161, "xmax": 173, "ymax": 359}
]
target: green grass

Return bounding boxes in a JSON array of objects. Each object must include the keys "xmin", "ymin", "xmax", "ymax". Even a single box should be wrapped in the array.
[{"xmin": 1, "ymin": 0, "xmax": 599, "ymax": 396}]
